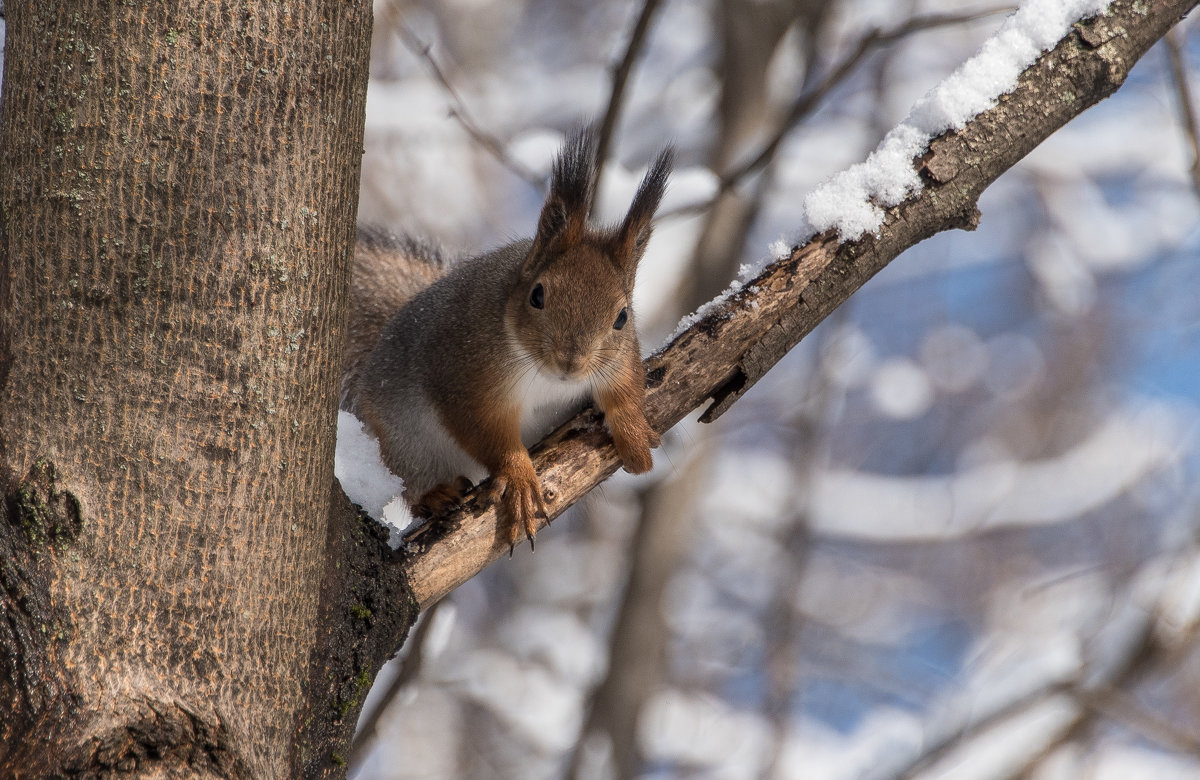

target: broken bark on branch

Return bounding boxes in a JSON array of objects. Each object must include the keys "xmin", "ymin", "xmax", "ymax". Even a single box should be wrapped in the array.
[{"xmin": 400, "ymin": 0, "xmax": 1198, "ymax": 610}]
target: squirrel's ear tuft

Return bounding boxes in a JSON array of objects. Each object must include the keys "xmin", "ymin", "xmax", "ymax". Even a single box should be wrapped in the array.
[
  {"xmin": 533, "ymin": 126, "xmax": 598, "ymax": 256},
  {"xmin": 615, "ymin": 145, "xmax": 673, "ymax": 273}
]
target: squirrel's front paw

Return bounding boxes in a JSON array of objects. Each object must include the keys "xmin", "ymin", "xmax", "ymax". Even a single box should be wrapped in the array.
[
  {"xmin": 484, "ymin": 457, "xmax": 548, "ymax": 552},
  {"xmin": 613, "ymin": 420, "xmax": 659, "ymax": 475}
]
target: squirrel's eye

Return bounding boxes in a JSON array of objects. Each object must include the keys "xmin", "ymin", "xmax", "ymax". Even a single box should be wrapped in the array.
[
  {"xmin": 530, "ymin": 283, "xmax": 544, "ymax": 309},
  {"xmin": 613, "ymin": 308, "xmax": 628, "ymax": 330}
]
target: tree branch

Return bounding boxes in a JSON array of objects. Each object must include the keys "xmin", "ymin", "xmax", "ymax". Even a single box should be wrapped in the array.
[
  {"xmin": 400, "ymin": 0, "xmax": 1198, "ymax": 610},
  {"xmin": 730, "ymin": 7, "xmax": 1016, "ymax": 187},
  {"xmin": 591, "ymin": 0, "xmax": 664, "ymax": 196},
  {"xmin": 1075, "ymin": 684, "xmax": 1200, "ymax": 757},
  {"xmin": 1166, "ymin": 27, "xmax": 1200, "ymax": 199},
  {"xmin": 379, "ymin": 0, "xmax": 545, "ymax": 189},
  {"xmin": 658, "ymin": 6, "xmax": 1015, "ymax": 220}
]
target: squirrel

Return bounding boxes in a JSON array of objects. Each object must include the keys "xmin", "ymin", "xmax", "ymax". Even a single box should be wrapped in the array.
[{"xmin": 343, "ymin": 128, "xmax": 673, "ymax": 550}]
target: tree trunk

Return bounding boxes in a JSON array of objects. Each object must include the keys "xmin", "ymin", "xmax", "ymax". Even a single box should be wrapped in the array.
[{"xmin": 0, "ymin": 1, "xmax": 405, "ymax": 777}]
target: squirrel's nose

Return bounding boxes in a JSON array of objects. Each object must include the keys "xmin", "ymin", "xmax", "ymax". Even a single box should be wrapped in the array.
[
  {"xmin": 565, "ymin": 354, "xmax": 587, "ymax": 375},
  {"xmin": 553, "ymin": 339, "xmax": 589, "ymax": 377}
]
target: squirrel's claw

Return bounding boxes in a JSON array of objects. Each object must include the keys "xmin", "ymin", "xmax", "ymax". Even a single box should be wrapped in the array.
[
  {"xmin": 491, "ymin": 459, "xmax": 548, "ymax": 554},
  {"xmin": 523, "ymin": 511, "xmax": 542, "ymax": 552}
]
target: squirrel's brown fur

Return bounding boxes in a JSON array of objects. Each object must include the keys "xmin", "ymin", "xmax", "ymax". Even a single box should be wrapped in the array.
[
  {"xmin": 342, "ymin": 228, "xmax": 446, "ymax": 407},
  {"xmin": 343, "ymin": 128, "xmax": 672, "ymax": 550}
]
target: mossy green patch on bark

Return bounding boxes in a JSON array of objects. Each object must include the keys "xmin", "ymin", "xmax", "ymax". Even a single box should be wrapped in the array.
[
  {"xmin": 10, "ymin": 459, "xmax": 85, "ymax": 556},
  {"xmin": 334, "ymin": 669, "xmax": 373, "ymax": 720}
]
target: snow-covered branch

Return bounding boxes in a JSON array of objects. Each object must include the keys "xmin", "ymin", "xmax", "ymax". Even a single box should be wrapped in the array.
[{"xmin": 399, "ymin": 0, "xmax": 1197, "ymax": 610}]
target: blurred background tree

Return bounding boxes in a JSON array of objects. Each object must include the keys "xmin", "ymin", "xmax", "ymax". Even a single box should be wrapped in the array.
[{"xmin": 348, "ymin": 1, "xmax": 1200, "ymax": 778}]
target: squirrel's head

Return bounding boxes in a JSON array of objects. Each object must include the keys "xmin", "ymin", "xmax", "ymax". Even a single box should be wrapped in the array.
[{"xmin": 507, "ymin": 127, "xmax": 673, "ymax": 382}]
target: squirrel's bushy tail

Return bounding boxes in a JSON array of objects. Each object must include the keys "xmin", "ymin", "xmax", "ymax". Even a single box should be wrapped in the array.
[{"xmin": 342, "ymin": 227, "xmax": 447, "ymax": 411}]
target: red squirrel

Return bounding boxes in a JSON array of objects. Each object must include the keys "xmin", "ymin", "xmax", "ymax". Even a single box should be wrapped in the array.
[{"xmin": 343, "ymin": 128, "xmax": 672, "ymax": 550}]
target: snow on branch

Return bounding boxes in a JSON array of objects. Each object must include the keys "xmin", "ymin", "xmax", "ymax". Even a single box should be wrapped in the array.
[
  {"xmin": 378, "ymin": 0, "xmax": 1196, "ymax": 610},
  {"xmin": 802, "ymin": 0, "xmax": 1112, "ymax": 241}
]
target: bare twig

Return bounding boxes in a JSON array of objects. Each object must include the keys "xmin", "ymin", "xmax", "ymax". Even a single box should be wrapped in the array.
[
  {"xmin": 886, "ymin": 680, "xmax": 1075, "ymax": 780},
  {"xmin": 892, "ymin": 566, "xmax": 1200, "ymax": 780},
  {"xmin": 378, "ymin": 1, "xmax": 545, "ymax": 188},
  {"xmin": 997, "ymin": 543, "xmax": 1200, "ymax": 780},
  {"xmin": 675, "ymin": 0, "xmax": 802, "ymax": 315},
  {"xmin": 591, "ymin": 0, "xmax": 665, "ymax": 199},
  {"xmin": 1076, "ymin": 684, "xmax": 1200, "ymax": 757},
  {"xmin": 889, "ymin": 616, "xmax": 1158, "ymax": 780},
  {"xmin": 658, "ymin": 6, "xmax": 1016, "ymax": 220},
  {"xmin": 1166, "ymin": 27, "xmax": 1200, "ymax": 198},
  {"xmin": 997, "ymin": 623, "xmax": 1161, "ymax": 779}
]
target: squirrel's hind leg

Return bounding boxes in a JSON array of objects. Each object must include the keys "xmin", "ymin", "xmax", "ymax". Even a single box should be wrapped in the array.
[{"xmin": 414, "ymin": 475, "xmax": 475, "ymax": 518}]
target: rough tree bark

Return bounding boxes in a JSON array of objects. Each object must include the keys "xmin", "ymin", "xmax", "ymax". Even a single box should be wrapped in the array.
[
  {"xmin": 0, "ymin": 0, "xmax": 1194, "ymax": 777},
  {"xmin": 0, "ymin": 1, "xmax": 412, "ymax": 778}
]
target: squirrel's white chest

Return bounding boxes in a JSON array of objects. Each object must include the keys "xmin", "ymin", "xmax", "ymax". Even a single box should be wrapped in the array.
[{"xmin": 509, "ymin": 358, "xmax": 592, "ymax": 445}]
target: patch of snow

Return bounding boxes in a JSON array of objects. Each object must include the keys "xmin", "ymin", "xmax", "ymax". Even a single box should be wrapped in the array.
[
  {"xmin": 803, "ymin": 0, "xmax": 1112, "ymax": 240},
  {"xmin": 668, "ymin": 278, "xmax": 744, "ymax": 342},
  {"xmin": 768, "ymin": 238, "xmax": 794, "ymax": 261},
  {"xmin": 334, "ymin": 411, "xmax": 410, "ymax": 547}
]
